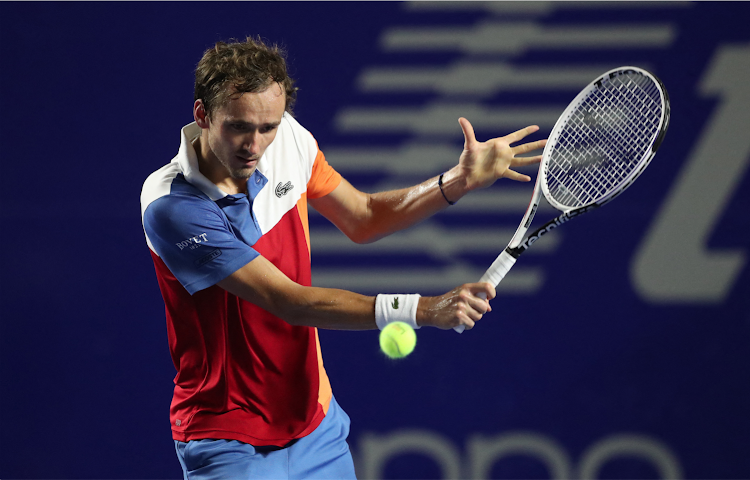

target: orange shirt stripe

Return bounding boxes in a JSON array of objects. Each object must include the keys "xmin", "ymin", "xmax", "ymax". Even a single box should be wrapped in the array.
[{"xmin": 304, "ymin": 148, "xmax": 340, "ymax": 414}]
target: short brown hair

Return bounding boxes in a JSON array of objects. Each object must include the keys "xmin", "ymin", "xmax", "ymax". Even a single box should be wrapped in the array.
[{"xmin": 194, "ymin": 36, "xmax": 298, "ymax": 117}]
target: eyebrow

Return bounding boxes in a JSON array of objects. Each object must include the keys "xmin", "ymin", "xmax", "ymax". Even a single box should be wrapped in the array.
[{"xmin": 225, "ymin": 119, "xmax": 281, "ymax": 128}]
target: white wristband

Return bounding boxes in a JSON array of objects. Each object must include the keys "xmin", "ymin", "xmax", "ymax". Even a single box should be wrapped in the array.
[{"xmin": 375, "ymin": 294, "xmax": 421, "ymax": 330}]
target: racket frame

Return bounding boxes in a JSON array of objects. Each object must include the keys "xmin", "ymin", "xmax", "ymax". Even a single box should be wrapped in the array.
[
  {"xmin": 460, "ymin": 66, "xmax": 670, "ymax": 332},
  {"xmin": 506, "ymin": 66, "xmax": 670, "ymax": 259}
]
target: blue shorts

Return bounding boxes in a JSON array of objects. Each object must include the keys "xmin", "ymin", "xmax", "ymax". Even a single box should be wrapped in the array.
[{"xmin": 174, "ymin": 395, "xmax": 356, "ymax": 480}]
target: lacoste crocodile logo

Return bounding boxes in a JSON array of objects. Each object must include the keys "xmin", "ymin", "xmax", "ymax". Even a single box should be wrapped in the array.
[
  {"xmin": 391, "ymin": 297, "xmax": 399, "ymax": 309},
  {"xmin": 275, "ymin": 181, "xmax": 294, "ymax": 198}
]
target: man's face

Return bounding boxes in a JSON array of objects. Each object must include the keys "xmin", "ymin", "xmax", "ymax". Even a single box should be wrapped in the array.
[{"xmin": 204, "ymin": 83, "xmax": 286, "ymax": 180}]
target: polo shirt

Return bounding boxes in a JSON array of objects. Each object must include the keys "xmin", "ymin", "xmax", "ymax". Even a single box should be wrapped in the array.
[{"xmin": 140, "ymin": 113, "xmax": 342, "ymax": 446}]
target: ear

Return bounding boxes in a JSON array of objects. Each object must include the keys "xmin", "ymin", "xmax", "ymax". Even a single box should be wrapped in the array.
[{"xmin": 194, "ymin": 100, "xmax": 210, "ymax": 128}]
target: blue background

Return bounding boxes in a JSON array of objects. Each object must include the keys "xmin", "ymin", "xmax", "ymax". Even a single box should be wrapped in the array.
[{"xmin": 1, "ymin": 2, "xmax": 748, "ymax": 479}]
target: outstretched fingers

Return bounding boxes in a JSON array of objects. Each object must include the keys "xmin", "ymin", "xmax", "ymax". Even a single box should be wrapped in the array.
[
  {"xmin": 456, "ymin": 119, "xmax": 547, "ymax": 189},
  {"xmin": 512, "ymin": 138, "xmax": 547, "ymax": 155},
  {"xmin": 502, "ymin": 169, "xmax": 533, "ymax": 182},
  {"xmin": 459, "ymin": 117, "xmax": 477, "ymax": 147},
  {"xmin": 506, "ymin": 138, "xmax": 546, "ymax": 181},
  {"xmin": 512, "ymin": 154, "xmax": 544, "ymax": 167},
  {"xmin": 504, "ymin": 125, "xmax": 541, "ymax": 144}
]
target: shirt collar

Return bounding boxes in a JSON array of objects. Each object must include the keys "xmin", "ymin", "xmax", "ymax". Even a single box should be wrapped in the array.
[{"xmin": 175, "ymin": 122, "xmax": 266, "ymax": 202}]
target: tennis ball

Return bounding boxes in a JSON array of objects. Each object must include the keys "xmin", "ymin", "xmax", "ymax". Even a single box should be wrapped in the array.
[{"xmin": 379, "ymin": 321, "xmax": 417, "ymax": 359}]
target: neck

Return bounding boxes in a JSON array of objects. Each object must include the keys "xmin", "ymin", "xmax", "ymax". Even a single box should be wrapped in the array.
[{"xmin": 193, "ymin": 136, "xmax": 248, "ymax": 195}]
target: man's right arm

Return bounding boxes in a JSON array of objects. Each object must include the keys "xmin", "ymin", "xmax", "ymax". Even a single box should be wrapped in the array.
[
  {"xmin": 217, "ymin": 254, "xmax": 495, "ymax": 331},
  {"xmin": 143, "ymin": 187, "xmax": 495, "ymax": 331}
]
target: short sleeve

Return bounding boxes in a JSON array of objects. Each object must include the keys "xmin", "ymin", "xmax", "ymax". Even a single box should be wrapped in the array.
[
  {"xmin": 306, "ymin": 150, "xmax": 342, "ymax": 199},
  {"xmin": 143, "ymin": 194, "xmax": 260, "ymax": 294}
]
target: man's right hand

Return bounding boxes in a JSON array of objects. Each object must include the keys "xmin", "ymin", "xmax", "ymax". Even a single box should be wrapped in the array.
[{"xmin": 417, "ymin": 283, "xmax": 496, "ymax": 330}]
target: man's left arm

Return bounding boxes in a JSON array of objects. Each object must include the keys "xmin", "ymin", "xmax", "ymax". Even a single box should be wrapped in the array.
[{"xmin": 309, "ymin": 117, "xmax": 547, "ymax": 244}]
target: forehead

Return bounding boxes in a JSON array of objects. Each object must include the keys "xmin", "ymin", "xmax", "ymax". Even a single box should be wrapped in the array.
[{"xmin": 219, "ymin": 83, "xmax": 286, "ymax": 121}]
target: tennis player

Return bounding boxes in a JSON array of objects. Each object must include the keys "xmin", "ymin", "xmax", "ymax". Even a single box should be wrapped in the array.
[{"xmin": 140, "ymin": 36, "xmax": 544, "ymax": 480}]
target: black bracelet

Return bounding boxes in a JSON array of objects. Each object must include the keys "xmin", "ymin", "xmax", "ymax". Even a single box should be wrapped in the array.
[{"xmin": 438, "ymin": 172, "xmax": 456, "ymax": 206}]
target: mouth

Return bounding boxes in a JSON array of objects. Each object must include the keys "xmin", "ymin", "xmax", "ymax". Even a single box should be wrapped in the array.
[{"xmin": 235, "ymin": 155, "xmax": 259, "ymax": 166}]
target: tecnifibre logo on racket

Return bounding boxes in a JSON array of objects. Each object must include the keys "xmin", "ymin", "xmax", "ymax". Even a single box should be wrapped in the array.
[{"xmin": 514, "ymin": 205, "xmax": 599, "ymax": 253}]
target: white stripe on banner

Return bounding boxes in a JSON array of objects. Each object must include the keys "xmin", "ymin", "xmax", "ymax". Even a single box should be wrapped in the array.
[
  {"xmin": 358, "ymin": 63, "xmax": 652, "ymax": 96},
  {"xmin": 335, "ymin": 103, "xmax": 563, "ymax": 135},
  {"xmin": 312, "ymin": 265, "xmax": 544, "ymax": 293},
  {"xmin": 381, "ymin": 22, "xmax": 676, "ymax": 54},
  {"xmin": 310, "ymin": 224, "xmax": 561, "ymax": 258},
  {"xmin": 404, "ymin": 1, "xmax": 692, "ymax": 14}
]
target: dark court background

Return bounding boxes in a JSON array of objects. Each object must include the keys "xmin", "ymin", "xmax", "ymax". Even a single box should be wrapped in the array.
[{"xmin": 1, "ymin": 2, "xmax": 748, "ymax": 479}]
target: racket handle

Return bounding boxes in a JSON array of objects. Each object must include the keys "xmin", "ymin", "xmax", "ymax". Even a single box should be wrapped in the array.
[{"xmin": 454, "ymin": 250, "xmax": 517, "ymax": 334}]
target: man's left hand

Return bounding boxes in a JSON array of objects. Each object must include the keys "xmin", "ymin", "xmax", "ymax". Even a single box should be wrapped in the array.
[{"xmin": 455, "ymin": 117, "xmax": 547, "ymax": 191}]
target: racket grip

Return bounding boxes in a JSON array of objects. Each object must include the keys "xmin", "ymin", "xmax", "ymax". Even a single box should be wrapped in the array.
[{"xmin": 454, "ymin": 250, "xmax": 517, "ymax": 334}]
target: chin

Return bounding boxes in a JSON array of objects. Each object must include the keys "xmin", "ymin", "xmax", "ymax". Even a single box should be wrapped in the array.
[{"xmin": 230, "ymin": 167, "xmax": 255, "ymax": 180}]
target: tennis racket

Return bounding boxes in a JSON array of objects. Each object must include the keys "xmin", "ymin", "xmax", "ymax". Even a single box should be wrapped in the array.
[{"xmin": 457, "ymin": 66, "xmax": 670, "ymax": 333}]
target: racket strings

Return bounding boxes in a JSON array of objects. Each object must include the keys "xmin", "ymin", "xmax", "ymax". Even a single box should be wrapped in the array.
[{"xmin": 545, "ymin": 72, "xmax": 663, "ymax": 208}]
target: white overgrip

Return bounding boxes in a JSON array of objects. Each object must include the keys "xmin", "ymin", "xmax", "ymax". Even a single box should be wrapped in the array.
[
  {"xmin": 478, "ymin": 250, "xmax": 517, "ymax": 288},
  {"xmin": 454, "ymin": 250, "xmax": 517, "ymax": 333}
]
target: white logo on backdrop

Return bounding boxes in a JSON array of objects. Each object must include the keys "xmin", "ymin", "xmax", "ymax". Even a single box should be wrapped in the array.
[
  {"xmin": 353, "ymin": 429, "xmax": 682, "ymax": 479},
  {"xmin": 310, "ymin": 1, "xmax": 692, "ymax": 294},
  {"xmin": 632, "ymin": 43, "xmax": 750, "ymax": 303}
]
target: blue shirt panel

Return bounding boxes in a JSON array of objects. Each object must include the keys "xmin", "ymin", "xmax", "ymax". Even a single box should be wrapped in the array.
[{"xmin": 144, "ymin": 172, "xmax": 268, "ymax": 295}]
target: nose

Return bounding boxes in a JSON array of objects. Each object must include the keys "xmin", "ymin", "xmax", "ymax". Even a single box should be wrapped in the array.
[{"xmin": 244, "ymin": 131, "xmax": 262, "ymax": 156}]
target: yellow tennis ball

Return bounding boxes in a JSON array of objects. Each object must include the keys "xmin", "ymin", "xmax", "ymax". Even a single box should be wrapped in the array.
[{"xmin": 379, "ymin": 321, "xmax": 417, "ymax": 359}]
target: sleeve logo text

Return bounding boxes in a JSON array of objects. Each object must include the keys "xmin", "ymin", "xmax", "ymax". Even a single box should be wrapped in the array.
[{"xmin": 176, "ymin": 233, "xmax": 208, "ymax": 250}]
